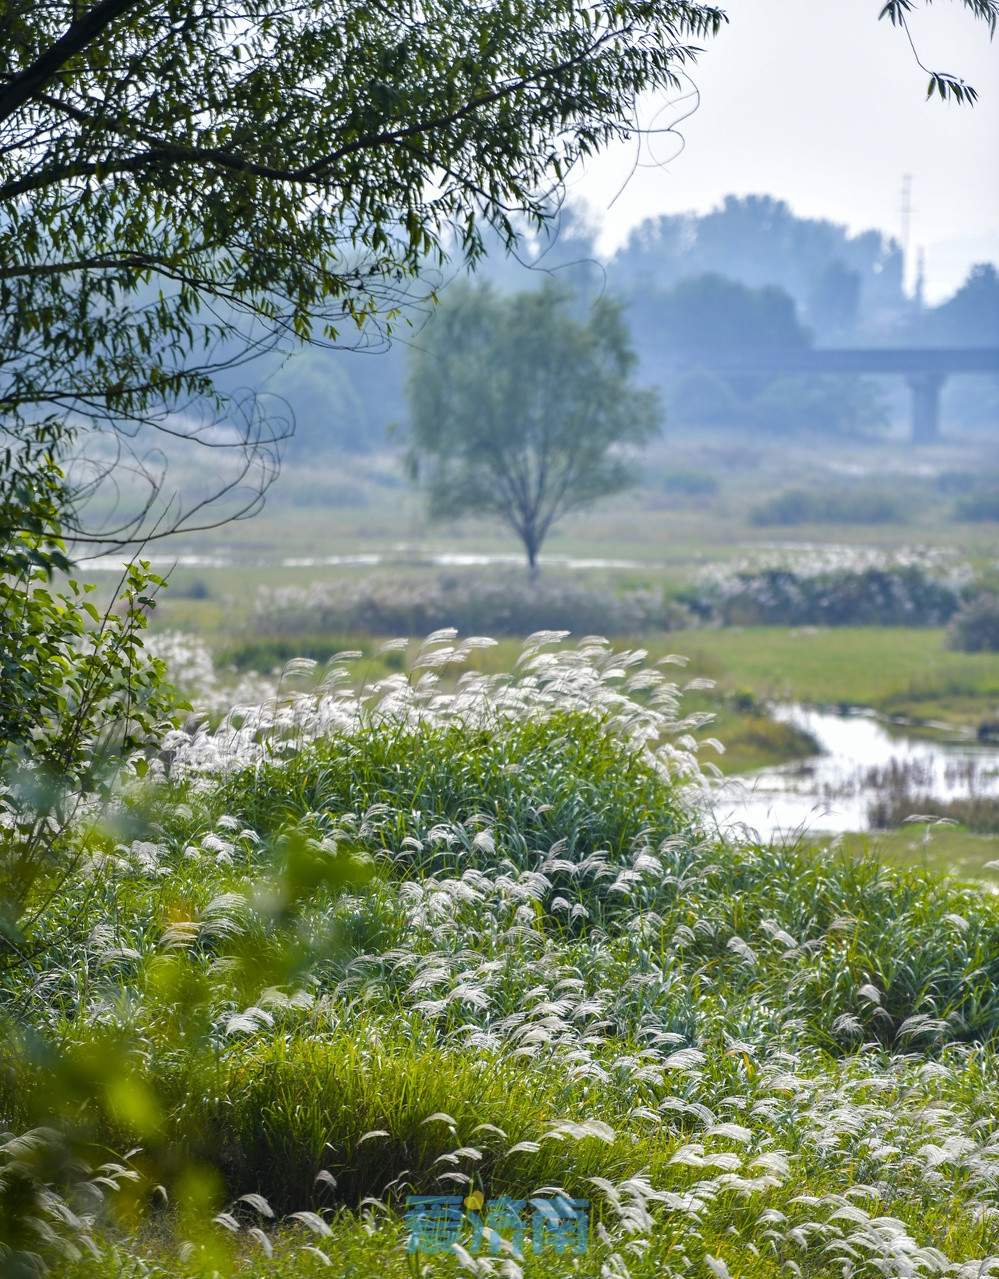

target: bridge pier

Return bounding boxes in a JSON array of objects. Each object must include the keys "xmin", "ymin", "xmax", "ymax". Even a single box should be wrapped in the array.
[
  {"xmin": 681, "ymin": 349, "xmax": 998, "ymax": 439},
  {"xmin": 907, "ymin": 371, "xmax": 945, "ymax": 444}
]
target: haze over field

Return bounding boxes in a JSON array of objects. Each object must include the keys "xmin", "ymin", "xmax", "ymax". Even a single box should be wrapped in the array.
[{"xmin": 579, "ymin": 0, "xmax": 999, "ymax": 300}]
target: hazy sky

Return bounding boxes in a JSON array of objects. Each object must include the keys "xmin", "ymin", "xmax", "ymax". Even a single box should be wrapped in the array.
[{"xmin": 575, "ymin": 0, "xmax": 999, "ymax": 301}]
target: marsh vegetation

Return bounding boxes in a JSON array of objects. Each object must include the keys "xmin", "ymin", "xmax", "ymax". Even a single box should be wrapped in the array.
[
  {"xmin": 3, "ymin": 7, "xmax": 999, "ymax": 1273},
  {"xmin": 7, "ymin": 634, "xmax": 999, "ymax": 1279}
]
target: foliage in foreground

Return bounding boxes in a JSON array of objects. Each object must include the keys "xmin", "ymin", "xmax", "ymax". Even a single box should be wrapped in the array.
[
  {"xmin": 4, "ymin": 636, "xmax": 999, "ymax": 1277},
  {"xmin": 0, "ymin": 451, "xmax": 175, "ymax": 961}
]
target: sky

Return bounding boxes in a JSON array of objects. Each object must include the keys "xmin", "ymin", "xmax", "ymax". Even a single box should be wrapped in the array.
[{"xmin": 574, "ymin": 0, "xmax": 999, "ymax": 301}]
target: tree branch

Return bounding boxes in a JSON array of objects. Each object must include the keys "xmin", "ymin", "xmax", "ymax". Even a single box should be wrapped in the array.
[{"xmin": 0, "ymin": 0, "xmax": 144, "ymax": 128}]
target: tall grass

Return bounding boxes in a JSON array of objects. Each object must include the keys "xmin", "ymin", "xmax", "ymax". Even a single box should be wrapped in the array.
[{"xmin": 5, "ymin": 634, "xmax": 999, "ymax": 1277}]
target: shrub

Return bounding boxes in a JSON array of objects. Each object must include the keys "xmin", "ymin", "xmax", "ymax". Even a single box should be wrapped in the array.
[
  {"xmin": 0, "ymin": 452, "xmax": 177, "ymax": 961},
  {"xmin": 667, "ymin": 367, "xmax": 739, "ymax": 427},
  {"xmin": 223, "ymin": 711, "xmax": 692, "ymax": 865},
  {"xmin": 935, "ymin": 469, "xmax": 981, "ymax": 495},
  {"xmin": 171, "ymin": 576, "xmax": 212, "ymax": 599},
  {"xmin": 703, "ymin": 563, "xmax": 961, "ymax": 627},
  {"xmin": 751, "ymin": 374, "xmax": 888, "ymax": 436},
  {"xmin": 749, "ymin": 487, "xmax": 905, "ymax": 527},
  {"xmin": 181, "ymin": 1004, "xmax": 642, "ymax": 1208},
  {"xmin": 660, "ymin": 469, "xmax": 719, "ymax": 497},
  {"xmin": 953, "ymin": 491, "xmax": 999, "ymax": 522},
  {"xmin": 948, "ymin": 593, "xmax": 999, "ymax": 652},
  {"xmin": 253, "ymin": 572, "xmax": 691, "ymax": 637}
]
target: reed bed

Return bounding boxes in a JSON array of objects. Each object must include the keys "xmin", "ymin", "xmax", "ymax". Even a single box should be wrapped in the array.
[{"xmin": 4, "ymin": 635, "xmax": 999, "ymax": 1278}]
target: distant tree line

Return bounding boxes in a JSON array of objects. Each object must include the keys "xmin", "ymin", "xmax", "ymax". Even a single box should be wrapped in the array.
[{"xmin": 267, "ymin": 196, "xmax": 999, "ymax": 456}]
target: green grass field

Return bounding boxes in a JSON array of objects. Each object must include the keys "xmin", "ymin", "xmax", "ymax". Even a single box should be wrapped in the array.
[
  {"xmin": 828, "ymin": 825, "xmax": 999, "ymax": 879},
  {"xmin": 146, "ymin": 430, "xmax": 999, "ymax": 568},
  {"xmin": 115, "ymin": 428, "xmax": 999, "ymax": 781},
  {"xmin": 669, "ymin": 625, "xmax": 999, "ymax": 729},
  {"xmin": 142, "ymin": 427, "xmax": 999, "ymax": 779}
]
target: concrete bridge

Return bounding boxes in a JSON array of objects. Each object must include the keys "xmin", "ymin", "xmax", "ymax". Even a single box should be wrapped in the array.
[{"xmin": 691, "ymin": 347, "xmax": 999, "ymax": 443}]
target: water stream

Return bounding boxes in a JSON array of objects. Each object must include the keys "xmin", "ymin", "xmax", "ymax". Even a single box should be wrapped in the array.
[
  {"xmin": 83, "ymin": 548, "xmax": 644, "ymax": 572},
  {"xmin": 713, "ymin": 704, "xmax": 999, "ymax": 837}
]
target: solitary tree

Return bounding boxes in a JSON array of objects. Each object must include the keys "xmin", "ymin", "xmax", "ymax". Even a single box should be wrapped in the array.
[{"xmin": 406, "ymin": 283, "xmax": 660, "ymax": 573}]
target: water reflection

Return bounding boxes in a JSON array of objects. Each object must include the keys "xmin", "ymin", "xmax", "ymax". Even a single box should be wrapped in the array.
[{"xmin": 714, "ymin": 704, "xmax": 999, "ymax": 836}]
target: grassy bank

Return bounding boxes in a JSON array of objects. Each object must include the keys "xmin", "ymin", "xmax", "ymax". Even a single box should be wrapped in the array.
[
  {"xmin": 829, "ymin": 826, "xmax": 999, "ymax": 880},
  {"xmin": 5, "ymin": 639, "xmax": 999, "ymax": 1277},
  {"xmin": 668, "ymin": 626, "xmax": 999, "ymax": 731}
]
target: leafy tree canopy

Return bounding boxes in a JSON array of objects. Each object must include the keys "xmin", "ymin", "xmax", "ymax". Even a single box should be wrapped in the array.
[
  {"xmin": 612, "ymin": 195, "xmax": 905, "ymax": 339},
  {"xmin": 406, "ymin": 282, "xmax": 660, "ymax": 570},
  {"xmin": 636, "ymin": 272, "xmax": 811, "ymax": 357},
  {"xmin": 916, "ymin": 262, "xmax": 999, "ymax": 345},
  {"xmin": 1, "ymin": 0, "xmax": 995, "ymax": 540},
  {"xmin": 1, "ymin": 0, "xmax": 726, "ymax": 540}
]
